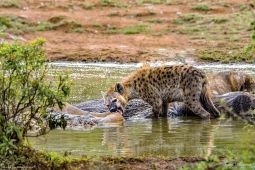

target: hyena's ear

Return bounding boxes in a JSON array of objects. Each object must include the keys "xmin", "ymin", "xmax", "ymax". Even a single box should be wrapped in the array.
[{"xmin": 115, "ymin": 82, "xmax": 124, "ymax": 94}]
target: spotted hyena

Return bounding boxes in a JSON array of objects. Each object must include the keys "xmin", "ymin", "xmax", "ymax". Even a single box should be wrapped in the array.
[
  {"xmin": 102, "ymin": 64, "xmax": 220, "ymax": 119},
  {"xmin": 207, "ymin": 71, "xmax": 255, "ymax": 95}
]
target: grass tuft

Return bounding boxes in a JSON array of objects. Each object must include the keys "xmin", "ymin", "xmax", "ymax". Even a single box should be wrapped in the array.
[
  {"xmin": 172, "ymin": 13, "xmax": 203, "ymax": 24},
  {"xmin": 146, "ymin": 18, "xmax": 163, "ymax": 23},
  {"xmin": 122, "ymin": 24, "xmax": 151, "ymax": 34},
  {"xmin": 0, "ymin": 0, "xmax": 19, "ymax": 8},
  {"xmin": 196, "ymin": 45, "xmax": 255, "ymax": 63},
  {"xmin": 100, "ymin": 0, "xmax": 128, "ymax": 8},
  {"xmin": 0, "ymin": 14, "xmax": 34, "ymax": 34},
  {"xmin": 190, "ymin": 4, "xmax": 211, "ymax": 11},
  {"xmin": 80, "ymin": 2, "xmax": 94, "ymax": 9}
]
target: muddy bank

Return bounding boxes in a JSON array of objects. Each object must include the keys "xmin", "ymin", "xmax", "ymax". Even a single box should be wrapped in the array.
[{"xmin": 0, "ymin": 145, "xmax": 213, "ymax": 170}]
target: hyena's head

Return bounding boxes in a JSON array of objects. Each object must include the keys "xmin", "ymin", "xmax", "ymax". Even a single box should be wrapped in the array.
[
  {"xmin": 102, "ymin": 83, "xmax": 127, "ymax": 114},
  {"xmin": 243, "ymin": 75, "xmax": 255, "ymax": 92}
]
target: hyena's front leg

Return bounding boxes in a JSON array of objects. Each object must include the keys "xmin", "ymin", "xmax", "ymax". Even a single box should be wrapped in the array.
[
  {"xmin": 152, "ymin": 102, "xmax": 169, "ymax": 118},
  {"xmin": 182, "ymin": 88, "xmax": 211, "ymax": 119},
  {"xmin": 151, "ymin": 103, "xmax": 163, "ymax": 118},
  {"xmin": 140, "ymin": 84, "xmax": 163, "ymax": 118},
  {"xmin": 143, "ymin": 96, "xmax": 163, "ymax": 118}
]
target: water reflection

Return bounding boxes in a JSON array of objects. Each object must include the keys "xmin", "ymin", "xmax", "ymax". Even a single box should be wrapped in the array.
[
  {"xmin": 29, "ymin": 62, "xmax": 255, "ymax": 158},
  {"xmin": 30, "ymin": 116, "xmax": 253, "ymax": 158}
]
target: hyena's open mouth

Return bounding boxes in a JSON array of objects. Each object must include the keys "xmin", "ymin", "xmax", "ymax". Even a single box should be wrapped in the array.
[{"xmin": 117, "ymin": 107, "xmax": 123, "ymax": 114}]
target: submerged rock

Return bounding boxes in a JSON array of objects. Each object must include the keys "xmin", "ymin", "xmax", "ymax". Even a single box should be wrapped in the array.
[
  {"xmin": 48, "ymin": 91, "xmax": 255, "ymax": 130},
  {"xmin": 168, "ymin": 92, "xmax": 255, "ymax": 118},
  {"xmin": 73, "ymin": 92, "xmax": 255, "ymax": 119},
  {"xmin": 73, "ymin": 99, "xmax": 153, "ymax": 119},
  {"xmin": 73, "ymin": 99, "xmax": 108, "ymax": 113}
]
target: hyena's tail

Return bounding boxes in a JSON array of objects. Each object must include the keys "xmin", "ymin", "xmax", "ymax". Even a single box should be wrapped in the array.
[{"xmin": 200, "ymin": 82, "xmax": 221, "ymax": 118}]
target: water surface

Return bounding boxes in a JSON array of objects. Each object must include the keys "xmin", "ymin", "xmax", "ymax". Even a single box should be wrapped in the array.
[{"xmin": 30, "ymin": 62, "xmax": 255, "ymax": 158}]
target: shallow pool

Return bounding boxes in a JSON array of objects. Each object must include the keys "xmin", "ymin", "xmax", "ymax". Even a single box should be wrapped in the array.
[{"xmin": 29, "ymin": 62, "xmax": 255, "ymax": 158}]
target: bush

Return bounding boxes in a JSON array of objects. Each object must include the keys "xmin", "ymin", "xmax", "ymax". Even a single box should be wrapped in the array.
[{"xmin": 0, "ymin": 33, "xmax": 70, "ymax": 157}]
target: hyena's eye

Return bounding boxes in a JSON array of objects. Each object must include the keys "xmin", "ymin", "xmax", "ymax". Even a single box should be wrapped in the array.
[
  {"xmin": 112, "ymin": 98, "xmax": 117, "ymax": 102},
  {"xmin": 106, "ymin": 105, "xmax": 109, "ymax": 108}
]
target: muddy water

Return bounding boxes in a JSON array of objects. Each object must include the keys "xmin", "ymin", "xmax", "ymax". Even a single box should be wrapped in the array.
[{"xmin": 30, "ymin": 62, "xmax": 255, "ymax": 158}]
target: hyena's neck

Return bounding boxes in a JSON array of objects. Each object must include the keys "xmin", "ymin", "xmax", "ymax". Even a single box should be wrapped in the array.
[
  {"xmin": 121, "ymin": 80, "xmax": 140, "ymax": 101},
  {"xmin": 121, "ymin": 67, "xmax": 150, "ymax": 101}
]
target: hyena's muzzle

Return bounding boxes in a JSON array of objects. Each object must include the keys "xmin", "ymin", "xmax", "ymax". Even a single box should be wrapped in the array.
[
  {"xmin": 108, "ymin": 98, "xmax": 124, "ymax": 114},
  {"xmin": 102, "ymin": 91, "xmax": 125, "ymax": 114}
]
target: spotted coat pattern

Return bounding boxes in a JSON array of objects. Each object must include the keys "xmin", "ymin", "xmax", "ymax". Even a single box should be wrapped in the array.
[{"xmin": 103, "ymin": 64, "xmax": 220, "ymax": 119}]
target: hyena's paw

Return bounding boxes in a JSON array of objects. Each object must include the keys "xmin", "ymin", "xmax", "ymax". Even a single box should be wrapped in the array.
[
  {"xmin": 213, "ymin": 111, "xmax": 220, "ymax": 118},
  {"xmin": 200, "ymin": 113, "xmax": 210, "ymax": 119}
]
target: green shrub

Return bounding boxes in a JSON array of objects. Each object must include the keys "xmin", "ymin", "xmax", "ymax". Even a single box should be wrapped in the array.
[{"xmin": 0, "ymin": 33, "xmax": 70, "ymax": 157}]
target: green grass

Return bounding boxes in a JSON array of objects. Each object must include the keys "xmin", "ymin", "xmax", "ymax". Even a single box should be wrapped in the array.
[
  {"xmin": 190, "ymin": 4, "xmax": 211, "ymax": 11},
  {"xmin": 0, "ymin": 0, "xmax": 19, "ymax": 8},
  {"xmin": 108, "ymin": 11, "xmax": 120, "ymax": 16},
  {"xmin": 80, "ymin": 2, "xmax": 94, "ymax": 9},
  {"xmin": 215, "ymin": 2, "xmax": 231, "ymax": 8},
  {"xmin": 48, "ymin": 15, "xmax": 66, "ymax": 23},
  {"xmin": 136, "ymin": 0, "xmax": 165, "ymax": 5},
  {"xmin": 210, "ymin": 17, "xmax": 228, "ymax": 23},
  {"xmin": 0, "ymin": 14, "xmax": 34, "ymax": 34},
  {"xmin": 196, "ymin": 45, "xmax": 255, "ymax": 63},
  {"xmin": 100, "ymin": 0, "xmax": 128, "ymax": 8},
  {"xmin": 146, "ymin": 18, "xmax": 163, "ymax": 23},
  {"xmin": 171, "ymin": 10, "xmax": 252, "ymax": 42},
  {"xmin": 36, "ymin": 21, "xmax": 52, "ymax": 31},
  {"xmin": 36, "ymin": 19, "xmax": 82, "ymax": 31},
  {"xmin": 53, "ymin": 20, "xmax": 82, "ymax": 30},
  {"xmin": 0, "ymin": 14, "xmax": 83, "ymax": 34},
  {"xmin": 126, "ymin": 11, "xmax": 156, "ymax": 18},
  {"xmin": 122, "ymin": 24, "xmax": 151, "ymax": 34},
  {"xmin": 90, "ymin": 23, "xmax": 102, "ymax": 27},
  {"xmin": 166, "ymin": 0, "xmax": 186, "ymax": 5},
  {"xmin": 172, "ymin": 13, "xmax": 203, "ymax": 24},
  {"xmin": 68, "ymin": 28, "xmax": 84, "ymax": 33}
]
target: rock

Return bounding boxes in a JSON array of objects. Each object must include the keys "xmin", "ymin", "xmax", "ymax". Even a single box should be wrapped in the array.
[
  {"xmin": 73, "ymin": 99, "xmax": 108, "ymax": 113},
  {"xmin": 46, "ymin": 91, "xmax": 255, "ymax": 130},
  {"xmin": 74, "ymin": 99, "xmax": 154, "ymax": 118}
]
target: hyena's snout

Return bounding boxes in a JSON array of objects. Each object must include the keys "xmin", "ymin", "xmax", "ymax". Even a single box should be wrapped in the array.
[
  {"xmin": 108, "ymin": 98, "xmax": 118, "ymax": 112},
  {"xmin": 109, "ymin": 102, "xmax": 118, "ymax": 112}
]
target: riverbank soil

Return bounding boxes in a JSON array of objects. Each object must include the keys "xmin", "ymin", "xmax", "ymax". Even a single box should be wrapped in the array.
[
  {"xmin": 0, "ymin": 0, "xmax": 253, "ymax": 63},
  {"xmin": 2, "ymin": 146, "xmax": 214, "ymax": 170}
]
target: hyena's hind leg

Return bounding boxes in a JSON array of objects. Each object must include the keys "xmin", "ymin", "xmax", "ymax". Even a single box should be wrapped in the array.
[{"xmin": 182, "ymin": 87, "xmax": 211, "ymax": 119}]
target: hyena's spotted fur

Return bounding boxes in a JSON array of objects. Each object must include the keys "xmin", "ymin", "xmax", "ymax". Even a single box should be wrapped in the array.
[
  {"xmin": 207, "ymin": 71, "xmax": 255, "ymax": 95},
  {"xmin": 102, "ymin": 64, "xmax": 220, "ymax": 119}
]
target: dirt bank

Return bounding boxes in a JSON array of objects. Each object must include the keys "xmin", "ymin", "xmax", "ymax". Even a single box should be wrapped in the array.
[{"xmin": 0, "ymin": 0, "xmax": 253, "ymax": 63}]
